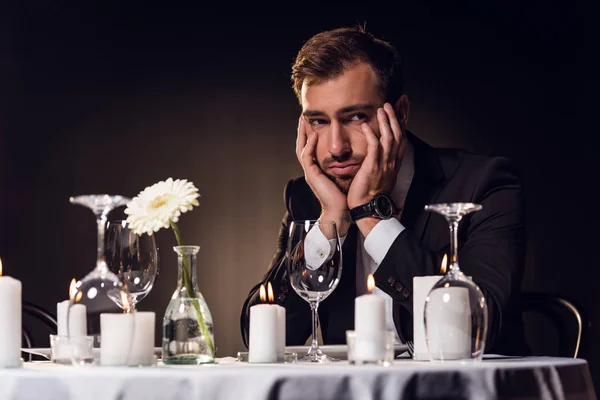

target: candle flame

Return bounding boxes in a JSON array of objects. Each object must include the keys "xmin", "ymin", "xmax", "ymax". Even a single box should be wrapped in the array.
[
  {"xmin": 367, "ymin": 274, "xmax": 375, "ymax": 292},
  {"xmin": 0, "ymin": 258, "xmax": 3, "ymax": 276},
  {"xmin": 259, "ymin": 284, "xmax": 266, "ymax": 302},
  {"xmin": 441, "ymin": 254, "xmax": 447, "ymax": 274},
  {"xmin": 69, "ymin": 279, "xmax": 77, "ymax": 300},
  {"xmin": 267, "ymin": 281, "xmax": 274, "ymax": 303},
  {"xmin": 120, "ymin": 290, "xmax": 130, "ymax": 312}
]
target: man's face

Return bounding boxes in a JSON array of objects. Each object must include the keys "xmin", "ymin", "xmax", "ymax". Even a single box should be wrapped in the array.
[{"xmin": 300, "ymin": 62, "xmax": 385, "ymax": 194}]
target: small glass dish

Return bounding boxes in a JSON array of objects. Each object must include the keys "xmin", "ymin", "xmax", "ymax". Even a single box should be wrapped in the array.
[
  {"xmin": 50, "ymin": 335, "xmax": 94, "ymax": 365},
  {"xmin": 236, "ymin": 351, "xmax": 297, "ymax": 364},
  {"xmin": 346, "ymin": 330, "xmax": 395, "ymax": 366}
]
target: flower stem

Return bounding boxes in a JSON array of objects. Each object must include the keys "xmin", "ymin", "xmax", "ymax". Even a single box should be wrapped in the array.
[{"xmin": 170, "ymin": 221, "xmax": 215, "ymax": 359}]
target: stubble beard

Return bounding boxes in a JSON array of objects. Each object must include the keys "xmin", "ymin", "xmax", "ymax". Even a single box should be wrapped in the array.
[
  {"xmin": 325, "ymin": 173, "xmax": 353, "ymax": 195},
  {"xmin": 316, "ymin": 154, "xmax": 361, "ymax": 195}
]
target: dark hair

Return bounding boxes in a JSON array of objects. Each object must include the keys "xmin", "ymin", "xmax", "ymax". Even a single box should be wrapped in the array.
[{"xmin": 291, "ymin": 25, "xmax": 404, "ymax": 104}]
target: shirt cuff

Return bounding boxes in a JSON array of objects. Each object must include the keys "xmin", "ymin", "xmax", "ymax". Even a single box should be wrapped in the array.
[
  {"xmin": 304, "ymin": 225, "xmax": 340, "ymax": 270},
  {"xmin": 363, "ymin": 218, "xmax": 406, "ymax": 266}
]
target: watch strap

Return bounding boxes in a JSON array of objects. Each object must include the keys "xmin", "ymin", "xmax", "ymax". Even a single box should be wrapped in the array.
[
  {"xmin": 349, "ymin": 193, "xmax": 397, "ymax": 222},
  {"xmin": 349, "ymin": 202, "xmax": 374, "ymax": 222}
]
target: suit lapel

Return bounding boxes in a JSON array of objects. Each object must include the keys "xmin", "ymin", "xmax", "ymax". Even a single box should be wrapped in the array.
[{"xmin": 401, "ymin": 132, "xmax": 446, "ymax": 240}]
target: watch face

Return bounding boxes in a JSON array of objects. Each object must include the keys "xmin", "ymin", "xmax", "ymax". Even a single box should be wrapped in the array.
[{"xmin": 374, "ymin": 195, "xmax": 393, "ymax": 219}]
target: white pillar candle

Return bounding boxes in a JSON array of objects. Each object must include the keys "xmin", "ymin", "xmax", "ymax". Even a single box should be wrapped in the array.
[
  {"xmin": 274, "ymin": 304, "xmax": 286, "ymax": 361},
  {"xmin": 57, "ymin": 300, "xmax": 87, "ymax": 337},
  {"xmin": 425, "ymin": 286, "xmax": 472, "ymax": 360},
  {"xmin": 354, "ymin": 294, "xmax": 386, "ymax": 334},
  {"xmin": 353, "ymin": 275, "xmax": 386, "ymax": 362},
  {"xmin": 248, "ymin": 304, "xmax": 278, "ymax": 363},
  {"xmin": 248, "ymin": 283, "xmax": 285, "ymax": 363},
  {"xmin": 0, "ymin": 259, "xmax": 22, "ymax": 368},
  {"xmin": 265, "ymin": 282, "xmax": 286, "ymax": 361},
  {"xmin": 129, "ymin": 312, "xmax": 155, "ymax": 366},
  {"xmin": 100, "ymin": 313, "xmax": 134, "ymax": 365},
  {"xmin": 100, "ymin": 312, "xmax": 155, "ymax": 366},
  {"xmin": 413, "ymin": 275, "xmax": 443, "ymax": 360}
]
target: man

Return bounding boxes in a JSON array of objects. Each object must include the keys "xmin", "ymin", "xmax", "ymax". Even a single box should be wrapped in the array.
[{"xmin": 240, "ymin": 26, "xmax": 529, "ymax": 356}]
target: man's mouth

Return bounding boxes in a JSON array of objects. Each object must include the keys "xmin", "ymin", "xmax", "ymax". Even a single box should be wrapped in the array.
[{"xmin": 327, "ymin": 163, "xmax": 360, "ymax": 176}]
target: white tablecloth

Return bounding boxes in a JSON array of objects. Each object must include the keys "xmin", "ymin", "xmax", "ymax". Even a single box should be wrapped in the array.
[{"xmin": 0, "ymin": 357, "xmax": 595, "ymax": 400}]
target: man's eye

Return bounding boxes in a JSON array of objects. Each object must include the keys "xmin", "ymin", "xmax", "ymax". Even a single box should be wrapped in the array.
[
  {"xmin": 349, "ymin": 113, "xmax": 367, "ymax": 122},
  {"xmin": 309, "ymin": 119, "xmax": 327, "ymax": 127}
]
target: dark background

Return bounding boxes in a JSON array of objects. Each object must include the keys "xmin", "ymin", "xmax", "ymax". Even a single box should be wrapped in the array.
[{"xmin": 1, "ymin": 0, "xmax": 593, "ymax": 390}]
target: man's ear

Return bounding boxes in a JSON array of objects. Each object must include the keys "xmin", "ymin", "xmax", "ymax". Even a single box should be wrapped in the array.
[{"xmin": 394, "ymin": 95, "xmax": 410, "ymax": 129}]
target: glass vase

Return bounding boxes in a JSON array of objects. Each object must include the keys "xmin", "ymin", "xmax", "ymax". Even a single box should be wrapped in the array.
[{"xmin": 162, "ymin": 245, "xmax": 215, "ymax": 364}]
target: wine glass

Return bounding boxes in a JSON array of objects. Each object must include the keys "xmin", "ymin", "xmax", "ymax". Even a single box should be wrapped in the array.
[
  {"xmin": 105, "ymin": 220, "xmax": 158, "ymax": 309},
  {"xmin": 67, "ymin": 194, "xmax": 136, "ymax": 365},
  {"xmin": 286, "ymin": 220, "xmax": 342, "ymax": 363},
  {"xmin": 423, "ymin": 202, "xmax": 488, "ymax": 362}
]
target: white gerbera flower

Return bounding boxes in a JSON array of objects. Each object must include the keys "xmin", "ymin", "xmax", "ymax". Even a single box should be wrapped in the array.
[{"xmin": 125, "ymin": 178, "xmax": 200, "ymax": 235}]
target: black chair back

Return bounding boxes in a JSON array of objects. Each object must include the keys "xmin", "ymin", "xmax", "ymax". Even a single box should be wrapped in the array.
[
  {"xmin": 22, "ymin": 300, "xmax": 58, "ymax": 361},
  {"xmin": 521, "ymin": 292, "xmax": 589, "ymax": 358}
]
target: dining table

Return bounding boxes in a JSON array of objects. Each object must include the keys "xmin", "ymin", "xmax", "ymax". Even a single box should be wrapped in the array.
[{"xmin": 0, "ymin": 350, "xmax": 595, "ymax": 400}]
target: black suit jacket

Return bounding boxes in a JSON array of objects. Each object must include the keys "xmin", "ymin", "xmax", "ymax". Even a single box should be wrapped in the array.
[{"xmin": 241, "ymin": 132, "xmax": 529, "ymax": 356}]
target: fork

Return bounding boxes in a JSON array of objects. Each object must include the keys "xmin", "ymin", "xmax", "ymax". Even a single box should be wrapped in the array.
[
  {"xmin": 406, "ymin": 341, "xmax": 415, "ymax": 359},
  {"xmin": 21, "ymin": 349, "xmax": 51, "ymax": 361}
]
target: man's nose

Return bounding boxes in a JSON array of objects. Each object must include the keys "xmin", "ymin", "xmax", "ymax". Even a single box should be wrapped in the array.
[{"xmin": 328, "ymin": 122, "xmax": 351, "ymax": 158}]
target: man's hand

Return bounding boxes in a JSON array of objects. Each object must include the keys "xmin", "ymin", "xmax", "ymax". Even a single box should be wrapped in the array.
[
  {"xmin": 347, "ymin": 103, "xmax": 407, "ymax": 210},
  {"xmin": 296, "ymin": 116, "xmax": 351, "ymax": 236}
]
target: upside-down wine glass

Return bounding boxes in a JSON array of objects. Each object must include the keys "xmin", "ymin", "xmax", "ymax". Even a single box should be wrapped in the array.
[
  {"xmin": 105, "ymin": 220, "xmax": 158, "ymax": 310},
  {"xmin": 423, "ymin": 202, "xmax": 488, "ymax": 362},
  {"xmin": 286, "ymin": 220, "xmax": 342, "ymax": 363},
  {"xmin": 67, "ymin": 195, "xmax": 136, "ymax": 366}
]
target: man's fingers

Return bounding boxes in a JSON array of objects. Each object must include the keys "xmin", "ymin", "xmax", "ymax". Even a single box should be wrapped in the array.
[
  {"xmin": 296, "ymin": 116, "xmax": 317, "ymax": 174},
  {"xmin": 295, "ymin": 116, "xmax": 307, "ymax": 162},
  {"xmin": 383, "ymin": 103, "xmax": 403, "ymax": 164},
  {"xmin": 361, "ymin": 122, "xmax": 381, "ymax": 167},
  {"xmin": 384, "ymin": 103, "xmax": 402, "ymax": 144},
  {"xmin": 301, "ymin": 130, "xmax": 318, "ymax": 171},
  {"xmin": 377, "ymin": 107, "xmax": 394, "ymax": 165}
]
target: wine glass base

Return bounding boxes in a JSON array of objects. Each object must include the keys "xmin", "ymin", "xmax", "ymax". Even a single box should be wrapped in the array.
[
  {"xmin": 298, "ymin": 348, "xmax": 337, "ymax": 363},
  {"xmin": 428, "ymin": 357, "xmax": 483, "ymax": 364}
]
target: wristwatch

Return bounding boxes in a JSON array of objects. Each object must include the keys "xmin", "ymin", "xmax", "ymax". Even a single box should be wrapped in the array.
[{"xmin": 349, "ymin": 193, "xmax": 396, "ymax": 222}]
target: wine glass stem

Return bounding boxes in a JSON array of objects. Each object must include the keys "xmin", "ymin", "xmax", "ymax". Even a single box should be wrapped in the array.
[
  {"xmin": 129, "ymin": 295, "xmax": 137, "ymax": 312},
  {"xmin": 309, "ymin": 301, "xmax": 320, "ymax": 353},
  {"xmin": 96, "ymin": 215, "xmax": 107, "ymax": 266},
  {"xmin": 449, "ymin": 218, "xmax": 460, "ymax": 272}
]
